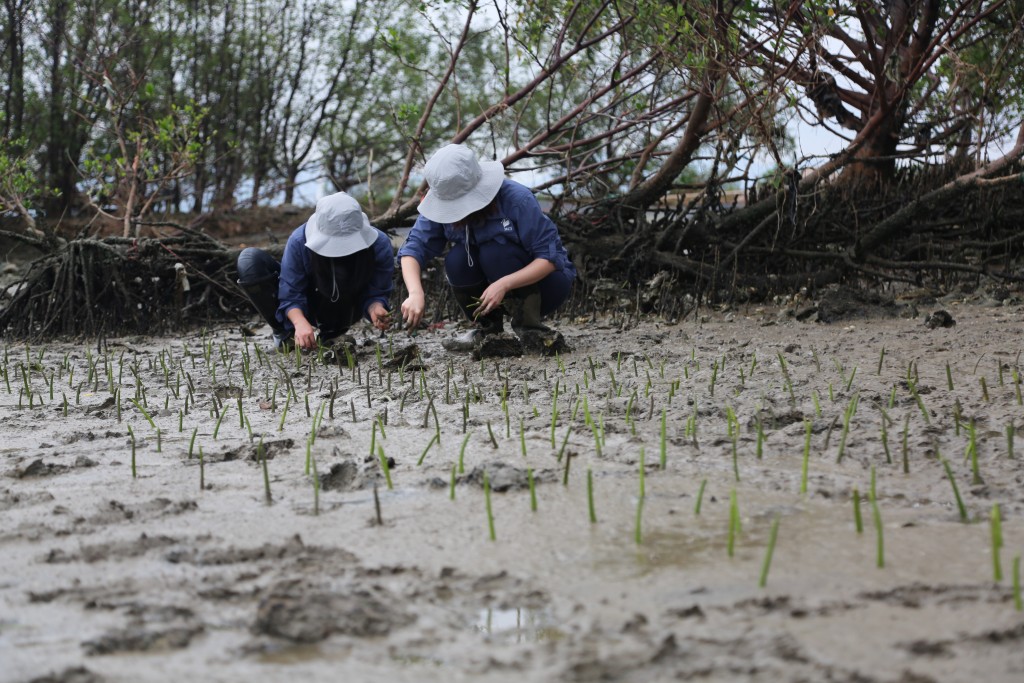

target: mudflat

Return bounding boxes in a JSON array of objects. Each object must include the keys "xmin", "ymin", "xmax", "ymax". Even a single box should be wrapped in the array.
[{"xmin": 3, "ymin": 300, "xmax": 1023, "ymax": 683}]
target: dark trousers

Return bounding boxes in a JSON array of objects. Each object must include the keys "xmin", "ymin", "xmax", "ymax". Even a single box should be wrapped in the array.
[{"xmin": 444, "ymin": 241, "xmax": 572, "ymax": 316}]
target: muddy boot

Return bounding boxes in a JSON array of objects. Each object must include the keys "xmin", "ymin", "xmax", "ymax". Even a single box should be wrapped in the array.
[
  {"xmin": 442, "ymin": 285, "xmax": 504, "ymax": 352},
  {"xmin": 238, "ymin": 278, "xmax": 291, "ymax": 351},
  {"xmin": 506, "ymin": 285, "xmax": 566, "ymax": 355}
]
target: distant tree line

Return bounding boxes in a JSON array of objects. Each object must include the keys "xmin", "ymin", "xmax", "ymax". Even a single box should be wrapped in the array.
[{"xmin": 2, "ymin": 1, "xmax": 1023, "ymax": 294}]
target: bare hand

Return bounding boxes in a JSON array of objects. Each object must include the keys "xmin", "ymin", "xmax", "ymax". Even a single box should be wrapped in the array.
[
  {"xmin": 477, "ymin": 279, "xmax": 510, "ymax": 317},
  {"xmin": 401, "ymin": 291, "xmax": 425, "ymax": 330},
  {"xmin": 368, "ymin": 302, "xmax": 391, "ymax": 331},
  {"xmin": 293, "ymin": 319, "xmax": 317, "ymax": 349}
]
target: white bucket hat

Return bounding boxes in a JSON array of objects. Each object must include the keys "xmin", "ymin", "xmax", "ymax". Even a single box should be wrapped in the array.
[
  {"xmin": 304, "ymin": 192, "xmax": 377, "ymax": 257},
  {"xmin": 418, "ymin": 144, "xmax": 505, "ymax": 224}
]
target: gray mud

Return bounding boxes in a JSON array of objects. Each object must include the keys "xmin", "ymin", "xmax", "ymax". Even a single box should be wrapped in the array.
[{"xmin": 3, "ymin": 297, "xmax": 1024, "ymax": 682}]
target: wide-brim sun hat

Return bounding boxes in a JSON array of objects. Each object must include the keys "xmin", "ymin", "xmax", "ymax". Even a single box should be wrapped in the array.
[
  {"xmin": 304, "ymin": 192, "xmax": 377, "ymax": 257},
  {"xmin": 418, "ymin": 143, "xmax": 505, "ymax": 224}
]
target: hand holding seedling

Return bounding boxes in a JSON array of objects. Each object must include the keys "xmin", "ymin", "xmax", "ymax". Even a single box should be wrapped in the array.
[
  {"xmin": 368, "ymin": 302, "xmax": 391, "ymax": 331},
  {"xmin": 476, "ymin": 279, "xmax": 510, "ymax": 316},
  {"xmin": 286, "ymin": 309, "xmax": 317, "ymax": 349},
  {"xmin": 401, "ymin": 291, "xmax": 425, "ymax": 330}
]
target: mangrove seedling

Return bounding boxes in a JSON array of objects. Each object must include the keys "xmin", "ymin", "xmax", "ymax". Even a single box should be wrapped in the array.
[
  {"xmin": 449, "ymin": 463, "xmax": 457, "ymax": 501},
  {"xmin": 127, "ymin": 425, "xmax": 137, "ymax": 478},
  {"xmin": 484, "ymin": 470, "xmax": 496, "ymax": 541},
  {"xmin": 417, "ymin": 433, "xmax": 439, "ymax": 466},
  {"xmin": 528, "ymin": 468, "xmax": 537, "ymax": 511},
  {"xmin": 941, "ymin": 459, "xmax": 968, "ymax": 521},
  {"xmin": 801, "ymin": 419, "xmax": 812, "ymax": 495},
  {"xmin": 869, "ymin": 467, "xmax": 884, "ymax": 568},
  {"xmin": 991, "ymin": 503, "xmax": 1003, "ymax": 582},
  {"xmin": 694, "ymin": 478, "xmax": 707, "ymax": 516},
  {"xmin": 587, "ymin": 468, "xmax": 597, "ymax": 523},
  {"xmin": 259, "ymin": 436, "xmax": 272, "ymax": 505},
  {"xmin": 852, "ymin": 488, "xmax": 863, "ymax": 533},
  {"xmin": 727, "ymin": 489, "xmax": 740, "ymax": 558},
  {"xmin": 759, "ymin": 516, "xmax": 780, "ymax": 588},
  {"xmin": 1014, "ymin": 556, "xmax": 1022, "ymax": 611},
  {"xmin": 377, "ymin": 444, "xmax": 393, "ymax": 490},
  {"xmin": 458, "ymin": 432, "xmax": 471, "ymax": 474}
]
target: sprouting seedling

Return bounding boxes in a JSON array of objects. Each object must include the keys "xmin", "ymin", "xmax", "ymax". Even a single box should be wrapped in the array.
[
  {"xmin": 259, "ymin": 436, "xmax": 272, "ymax": 505},
  {"xmin": 980, "ymin": 376, "xmax": 990, "ymax": 402},
  {"xmin": 658, "ymin": 409, "xmax": 667, "ymax": 469},
  {"xmin": 901, "ymin": 415, "xmax": 910, "ymax": 474},
  {"xmin": 908, "ymin": 381, "xmax": 930, "ymax": 424},
  {"xmin": 557, "ymin": 425, "xmax": 572, "ymax": 462},
  {"xmin": 213, "ymin": 403, "xmax": 229, "ymax": 440},
  {"xmin": 486, "ymin": 421, "xmax": 498, "ymax": 449},
  {"xmin": 127, "ymin": 425, "xmax": 137, "ymax": 478},
  {"xmin": 483, "ymin": 470, "xmax": 496, "ymax": 541},
  {"xmin": 755, "ymin": 419, "xmax": 765, "ymax": 459},
  {"xmin": 1013, "ymin": 556, "xmax": 1022, "ymax": 611},
  {"xmin": 519, "ymin": 418, "xmax": 526, "ymax": 457},
  {"xmin": 991, "ymin": 503, "xmax": 1003, "ymax": 582},
  {"xmin": 587, "ymin": 469, "xmax": 597, "ymax": 523},
  {"xmin": 801, "ymin": 419, "xmax": 812, "ymax": 494},
  {"xmin": 946, "ymin": 362, "xmax": 954, "ymax": 390},
  {"xmin": 844, "ymin": 367, "xmax": 857, "ymax": 391},
  {"xmin": 1008, "ymin": 423, "xmax": 1015, "ymax": 459},
  {"xmin": 941, "ymin": 459, "xmax": 968, "ymax": 521},
  {"xmin": 852, "ymin": 488, "xmax": 863, "ymax": 533},
  {"xmin": 449, "ymin": 463, "xmax": 457, "ymax": 500},
  {"xmin": 377, "ymin": 444, "xmax": 393, "ymax": 489},
  {"xmin": 458, "ymin": 432, "xmax": 471, "ymax": 474},
  {"xmin": 836, "ymin": 392, "xmax": 859, "ymax": 463},
  {"xmin": 310, "ymin": 444, "xmax": 320, "ymax": 515},
  {"xmin": 417, "ymin": 433, "xmax": 439, "ymax": 466},
  {"xmin": 966, "ymin": 419, "xmax": 983, "ymax": 485},
  {"xmin": 869, "ymin": 466, "xmax": 884, "ymax": 568},
  {"xmin": 879, "ymin": 411, "xmax": 892, "ymax": 465},
  {"xmin": 694, "ymin": 478, "xmax": 707, "ymax": 516},
  {"xmin": 198, "ymin": 444, "xmax": 205, "ymax": 490},
  {"xmin": 727, "ymin": 489, "xmax": 740, "ymax": 558},
  {"xmin": 877, "ymin": 347, "xmax": 886, "ymax": 375},
  {"xmin": 562, "ymin": 450, "xmax": 572, "ymax": 486},
  {"xmin": 759, "ymin": 515, "xmax": 780, "ymax": 588},
  {"xmin": 709, "ymin": 359, "xmax": 719, "ymax": 396},
  {"xmin": 1014, "ymin": 368, "xmax": 1022, "ymax": 406},
  {"xmin": 278, "ymin": 392, "xmax": 291, "ymax": 432},
  {"xmin": 528, "ymin": 468, "xmax": 537, "ymax": 511}
]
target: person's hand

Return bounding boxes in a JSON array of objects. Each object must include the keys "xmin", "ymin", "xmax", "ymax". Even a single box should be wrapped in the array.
[
  {"xmin": 293, "ymin": 319, "xmax": 317, "ymax": 349},
  {"xmin": 368, "ymin": 302, "xmax": 391, "ymax": 331},
  {"xmin": 477, "ymin": 279, "xmax": 510, "ymax": 317},
  {"xmin": 401, "ymin": 291, "xmax": 425, "ymax": 330}
]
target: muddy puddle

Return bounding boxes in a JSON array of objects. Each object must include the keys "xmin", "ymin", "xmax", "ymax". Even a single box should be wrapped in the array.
[{"xmin": 3, "ymin": 299, "xmax": 1024, "ymax": 682}]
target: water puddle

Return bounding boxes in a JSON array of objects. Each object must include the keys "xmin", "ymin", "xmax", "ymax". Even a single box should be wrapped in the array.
[{"xmin": 473, "ymin": 607, "xmax": 564, "ymax": 643}]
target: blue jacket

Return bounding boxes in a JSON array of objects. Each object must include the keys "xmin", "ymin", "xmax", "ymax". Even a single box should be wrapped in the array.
[
  {"xmin": 276, "ymin": 225, "xmax": 394, "ymax": 328},
  {"xmin": 396, "ymin": 179, "xmax": 575, "ymax": 278}
]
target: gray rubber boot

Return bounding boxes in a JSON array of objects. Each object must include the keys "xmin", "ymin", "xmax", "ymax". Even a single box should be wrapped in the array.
[
  {"xmin": 442, "ymin": 284, "xmax": 504, "ymax": 352},
  {"xmin": 506, "ymin": 285, "xmax": 566, "ymax": 355},
  {"xmin": 238, "ymin": 278, "xmax": 291, "ymax": 351}
]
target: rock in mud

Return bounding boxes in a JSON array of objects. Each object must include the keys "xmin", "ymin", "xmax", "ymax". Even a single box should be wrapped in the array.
[
  {"xmin": 924, "ymin": 310, "xmax": 955, "ymax": 328},
  {"xmin": 473, "ymin": 334, "xmax": 523, "ymax": 359},
  {"xmin": 462, "ymin": 462, "xmax": 531, "ymax": 492},
  {"xmin": 253, "ymin": 580, "xmax": 413, "ymax": 642}
]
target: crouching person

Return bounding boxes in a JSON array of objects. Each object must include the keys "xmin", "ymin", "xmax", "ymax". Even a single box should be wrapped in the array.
[
  {"xmin": 397, "ymin": 143, "xmax": 575, "ymax": 353},
  {"xmin": 236, "ymin": 192, "xmax": 394, "ymax": 351}
]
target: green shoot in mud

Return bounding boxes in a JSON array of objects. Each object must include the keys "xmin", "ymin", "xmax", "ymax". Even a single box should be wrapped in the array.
[
  {"xmin": 377, "ymin": 444, "xmax": 393, "ymax": 490},
  {"xmin": 557, "ymin": 425, "xmax": 572, "ymax": 462},
  {"xmin": 966, "ymin": 420, "xmax": 983, "ymax": 485},
  {"xmin": 991, "ymin": 504, "xmax": 1003, "ymax": 582},
  {"xmin": 484, "ymin": 470, "xmax": 496, "ymax": 541},
  {"xmin": 980, "ymin": 376, "xmax": 990, "ymax": 402},
  {"xmin": 852, "ymin": 488, "xmax": 863, "ymax": 534},
  {"xmin": 310, "ymin": 448, "xmax": 320, "ymax": 516},
  {"xmin": 801, "ymin": 419, "xmax": 812, "ymax": 495},
  {"xmin": 449, "ymin": 463, "xmax": 457, "ymax": 501},
  {"xmin": 562, "ymin": 449, "xmax": 572, "ymax": 486},
  {"xmin": 458, "ymin": 431, "xmax": 471, "ymax": 474},
  {"xmin": 1014, "ymin": 556, "xmax": 1022, "ymax": 611},
  {"xmin": 1008, "ymin": 423, "xmax": 1015, "ymax": 459},
  {"xmin": 941, "ymin": 459, "xmax": 969, "ymax": 521},
  {"xmin": 417, "ymin": 433, "xmax": 439, "ymax": 466},
  {"xmin": 946, "ymin": 362, "xmax": 954, "ymax": 390},
  {"xmin": 727, "ymin": 489, "xmax": 740, "ymax": 558},
  {"xmin": 256, "ymin": 436, "xmax": 271, "ymax": 505},
  {"xmin": 127, "ymin": 425, "xmax": 136, "ymax": 478},
  {"xmin": 188, "ymin": 427, "xmax": 198, "ymax": 459},
  {"xmin": 759, "ymin": 516, "xmax": 780, "ymax": 588},
  {"xmin": 869, "ymin": 467, "xmax": 884, "ymax": 568},
  {"xmin": 213, "ymin": 403, "xmax": 229, "ymax": 439},
  {"xmin": 528, "ymin": 468, "xmax": 537, "ymax": 511},
  {"xmin": 198, "ymin": 444, "xmax": 205, "ymax": 490},
  {"xmin": 587, "ymin": 468, "xmax": 597, "ymax": 523},
  {"xmin": 695, "ymin": 478, "xmax": 707, "ymax": 516}
]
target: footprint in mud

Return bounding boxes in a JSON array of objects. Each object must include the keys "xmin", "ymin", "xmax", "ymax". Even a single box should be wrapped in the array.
[
  {"xmin": 81, "ymin": 624, "xmax": 204, "ymax": 655},
  {"xmin": 460, "ymin": 462, "xmax": 557, "ymax": 492},
  {"xmin": 26, "ymin": 666, "xmax": 104, "ymax": 683},
  {"xmin": 10, "ymin": 458, "xmax": 71, "ymax": 479},
  {"xmin": 217, "ymin": 438, "xmax": 294, "ymax": 463},
  {"xmin": 252, "ymin": 579, "xmax": 414, "ymax": 643}
]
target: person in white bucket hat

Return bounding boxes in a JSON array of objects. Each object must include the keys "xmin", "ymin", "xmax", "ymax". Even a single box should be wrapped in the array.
[
  {"xmin": 397, "ymin": 143, "xmax": 576, "ymax": 353},
  {"xmin": 236, "ymin": 191, "xmax": 394, "ymax": 350}
]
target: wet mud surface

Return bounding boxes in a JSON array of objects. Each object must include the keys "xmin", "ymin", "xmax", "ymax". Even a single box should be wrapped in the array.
[{"xmin": 3, "ymin": 296, "xmax": 1024, "ymax": 682}]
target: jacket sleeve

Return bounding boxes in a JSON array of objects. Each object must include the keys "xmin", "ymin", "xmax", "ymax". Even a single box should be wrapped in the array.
[
  {"xmin": 507, "ymin": 186, "xmax": 563, "ymax": 265},
  {"xmin": 276, "ymin": 226, "xmax": 311, "ymax": 327},
  {"xmin": 395, "ymin": 214, "xmax": 447, "ymax": 267},
  {"xmin": 361, "ymin": 230, "xmax": 396, "ymax": 318}
]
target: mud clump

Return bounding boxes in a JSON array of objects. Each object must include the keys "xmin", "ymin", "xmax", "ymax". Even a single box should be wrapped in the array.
[
  {"xmin": 253, "ymin": 579, "xmax": 414, "ymax": 642},
  {"xmin": 26, "ymin": 666, "xmax": 104, "ymax": 683},
  {"xmin": 81, "ymin": 625, "xmax": 203, "ymax": 655}
]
